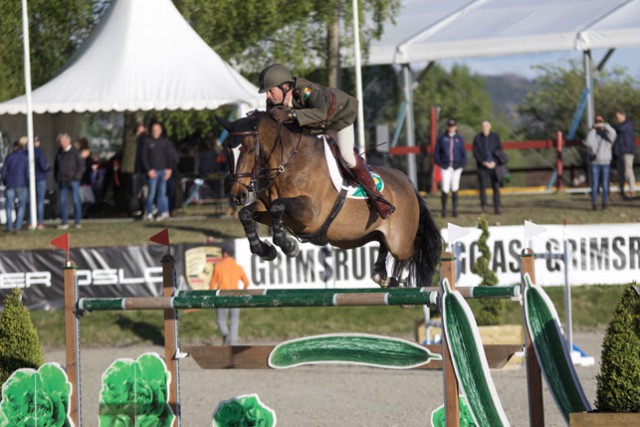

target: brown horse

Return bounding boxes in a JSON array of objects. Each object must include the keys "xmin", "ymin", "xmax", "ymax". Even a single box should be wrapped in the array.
[{"xmin": 215, "ymin": 111, "xmax": 442, "ymax": 287}]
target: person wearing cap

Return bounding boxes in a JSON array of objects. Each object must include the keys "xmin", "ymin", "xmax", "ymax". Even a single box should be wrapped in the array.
[
  {"xmin": 612, "ymin": 109, "xmax": 636, "ymax": 199},
  {"xmin": 584, "ymin": 115, "xmax": 616, "ymax": 210},
  {"xmin": 257, "ymin": 64, "xmax": 395, "ymax": 219},
  {"xmin": 1, "ymin": 137, "xmax": 29, "ymax": 233},
  {"xmin": 434, "ymin": 119, "xmax": 467, "ymax": 217},
  {"xmin": 209, "ymin": 242, "xmax": 249, "ymax": 345},
  {"xmin": 473, "ymin": 120, "xmax": 503, "ymax": 215},
  {"xmin": 33, "ymin": 135, "xmax": 51, "ymax": 229}
]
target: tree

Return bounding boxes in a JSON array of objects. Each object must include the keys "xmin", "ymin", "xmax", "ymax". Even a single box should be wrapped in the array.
[
  {"xmin": 518, "ymin": 61, "xmax": 640, "ymax": 140},
  {"xmin": 412, "ymin": 64, "xmax": 495, "ymax": 145},
  {"xmin": 0, "ymin": 289, "xmax": 44, "ymax": 386},
  {"xmin": 470, "ymin": 215, "xmax": 504, "ymax": 326},
  {"xmin": 0, "ymin": 0, "xmax": 105, "ymax": 102}
]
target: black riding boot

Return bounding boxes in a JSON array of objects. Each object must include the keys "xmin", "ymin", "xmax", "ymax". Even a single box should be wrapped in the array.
[
  {"xmin": 452, "ymin": 191, "xmax": 459, "ymax": 217},
  {"xmin": 350, "ymin": 156, "xmax": 395, "ymax": 219},
  {"xmin": 441, "ymin": 192, "xmax": 448, "ymax": 218}
]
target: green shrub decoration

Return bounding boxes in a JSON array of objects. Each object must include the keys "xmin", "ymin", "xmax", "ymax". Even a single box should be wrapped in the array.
[
  {"xmin": 471, "ymin": 216, "xmax": 504, "ymax": 326},
  {"xmin": 595, "ymin": 284, "xmax": 640, "ymax": 413},
  {"xmin": 0, "ymin": 289, "xmax": 44, "ymax": 386}
]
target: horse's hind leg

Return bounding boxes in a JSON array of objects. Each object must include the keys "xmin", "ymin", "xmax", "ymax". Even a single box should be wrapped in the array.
[
  {"xmin": 372, "ymin": 243, "xmax": 391, "ymax": 288},
  {"xmin": 239, "ymin": 204, "xmax": 277, "ymax": 261}
]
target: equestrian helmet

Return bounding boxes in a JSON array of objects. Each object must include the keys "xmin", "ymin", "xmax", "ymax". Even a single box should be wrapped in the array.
[{"xmin": 258, "ymin": 64, "xmax": 293, "ymax": 93}]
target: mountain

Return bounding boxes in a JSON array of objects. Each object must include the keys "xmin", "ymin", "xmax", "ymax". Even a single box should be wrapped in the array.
[{"xmin": 483, "ymin": 73, "xmax": 535, "ymax": 124}]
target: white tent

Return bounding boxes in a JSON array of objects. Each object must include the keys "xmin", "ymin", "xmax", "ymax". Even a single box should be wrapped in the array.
[
  {"xmin": 363, "ymin": 0, "xmax": 640, "ymax": 184},
  {"xmin": 0, "ymin": 0, "xmax": 262, "ymax": 114}
]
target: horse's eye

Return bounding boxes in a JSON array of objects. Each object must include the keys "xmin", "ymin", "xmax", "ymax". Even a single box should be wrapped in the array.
[{"xmin": 248, "ymin": 148, "xmax": 255, "ymax": 154}]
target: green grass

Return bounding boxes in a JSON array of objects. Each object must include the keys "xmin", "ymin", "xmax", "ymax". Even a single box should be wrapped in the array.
[{"xmin": 4, "ymin": 192, "xmax": 636, "ymax": 349}]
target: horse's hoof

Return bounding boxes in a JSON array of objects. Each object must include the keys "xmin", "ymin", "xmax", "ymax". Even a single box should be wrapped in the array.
[
  {"xmin": 283, "ymin": 238, "xmax": 300, "ymax": 258},
  {"xmin": 259, "ymin": 242, "xmax": 278, "ymax": 261},
  {"xmin": 372, "ymin": 273, "xmax": 390, "ymax": 288},
  {"xmin": 388, "ymin": 278, "xmax": 400, "ymax": 288}
]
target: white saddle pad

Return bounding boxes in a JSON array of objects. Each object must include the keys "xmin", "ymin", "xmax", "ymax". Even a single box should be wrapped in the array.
[{"xmin": 320, "ymin": 135, "xmax": 384, "ymax": 200}]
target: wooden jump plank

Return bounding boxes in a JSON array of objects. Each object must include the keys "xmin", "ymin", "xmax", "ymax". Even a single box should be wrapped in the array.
[{"xmin": 183, "ymin": 344, "xmax": 520, "ymax": 371}]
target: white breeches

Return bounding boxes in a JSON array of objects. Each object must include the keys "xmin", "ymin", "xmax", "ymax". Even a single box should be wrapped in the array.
[{"xmin": 441, "ymin": 167, "xmax": 463, "ymax": 193}]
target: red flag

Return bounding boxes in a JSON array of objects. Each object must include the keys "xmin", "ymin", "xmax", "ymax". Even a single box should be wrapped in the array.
[
  {"xmin": 51, "ymin": 234, "xmax": 70, "ymax": 263},
  {"xmin": 51, "ymin": 234, "xmax": 69, "ymax": 251},
  {"xmin": 150, "ymin": 229, "xmax": 170, "ymax": 246}
]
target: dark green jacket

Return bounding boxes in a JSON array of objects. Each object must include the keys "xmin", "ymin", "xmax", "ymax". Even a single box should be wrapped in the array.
[{"xmin": 281, "ymin": 77, "xmax": 358, "ymax": 133}]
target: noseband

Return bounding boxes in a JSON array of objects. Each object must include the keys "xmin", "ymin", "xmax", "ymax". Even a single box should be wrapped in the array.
[{"xmin": 228, "ymin": 124, "xmax": 302, "ymax": 196}]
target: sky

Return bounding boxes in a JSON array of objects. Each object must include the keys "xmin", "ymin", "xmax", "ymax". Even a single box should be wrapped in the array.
[{"xmin": 439, "ymin": 47, "xmax": 640, "ymax": 80}]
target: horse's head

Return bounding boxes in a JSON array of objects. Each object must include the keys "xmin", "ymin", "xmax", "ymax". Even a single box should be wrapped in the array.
[{"xmin": 215, "ymin": 111, "xmax": 277, "ymax": 206}]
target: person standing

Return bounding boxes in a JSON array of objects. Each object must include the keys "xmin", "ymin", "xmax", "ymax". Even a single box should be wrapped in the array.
[
  {"xmin": 613, "ymin": 109, "xmax": 636, "ymax": 199},
  {"xmin": 209, "ymin": 243, "xmax": 250, "ymax": 345},
  {"xmin": 33, "ymin": 135, "xmax": 51, "ymax": 229},
  {"xmin": 141, "ymin": 121, "xmax": 177, "ymax": 221},
  {"xmin": 584, "ymin": 115, "xmax": 616, "ymax": 210},
  {"xmin": 54, "ymin": 133, "xmax": 85, "ymax": 229},
  {"xmin": 130, "ymin": 124, "xmax": 148, "ymax": 217},
  {"xmin": 258, "ymin": 64, "xmax": 394, "ymax": 219},
  {"xmin": 1, "ymin": 137, "xmax": 29, "ymax": 233},
  {"xmin": 434, "ymin": 119, "xmax": 467, "ymax": 217},
  {"xmin": 473, "ymin": 120, "xmax": 503, "ymax": 215}
]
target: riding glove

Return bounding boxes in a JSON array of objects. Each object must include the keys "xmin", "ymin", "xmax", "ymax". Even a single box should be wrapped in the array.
[{"xmin": 270, "ymin": 106, "xmax": 296, "ymax": 124}]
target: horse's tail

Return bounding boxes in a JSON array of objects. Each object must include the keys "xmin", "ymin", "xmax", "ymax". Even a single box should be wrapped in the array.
[{"xmin": 411, "ymin": 191, "xmax": 444, "ymax": 287}]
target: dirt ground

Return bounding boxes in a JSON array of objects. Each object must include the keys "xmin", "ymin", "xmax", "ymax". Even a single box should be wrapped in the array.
[{"xmin": 44, "ymin": 329, "xmax": 604, "ymax": 427}]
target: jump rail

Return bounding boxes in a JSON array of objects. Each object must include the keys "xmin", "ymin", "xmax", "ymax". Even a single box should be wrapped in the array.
[{"xmin": 77, "ymin": 285, "xmax": 520, "ymax": 312}]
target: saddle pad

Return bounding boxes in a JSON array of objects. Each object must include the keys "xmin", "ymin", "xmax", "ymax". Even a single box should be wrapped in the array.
[{"xmin": 320, "ymin": 136, "xmax": 384, "ymax": 199}]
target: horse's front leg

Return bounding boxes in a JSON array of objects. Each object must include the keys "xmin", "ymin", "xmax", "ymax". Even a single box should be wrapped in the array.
[
  {"xmin": 269, "ymin": 201, "xmax": 300, "ymax": 258},
  {"xmin": 238, "ymin": 203, "xmax": 277, "ymax": 261}
]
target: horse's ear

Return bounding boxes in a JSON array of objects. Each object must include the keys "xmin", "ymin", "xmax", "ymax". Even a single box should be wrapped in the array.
[{"xmin": 214, "ymin": 115, "xmax": 233, "ymax": 131}]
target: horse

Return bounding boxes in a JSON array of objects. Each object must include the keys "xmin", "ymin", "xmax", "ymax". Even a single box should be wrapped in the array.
[{"xmin": 215, "ymin": 111, "xmax": 442, "ymax": 287}]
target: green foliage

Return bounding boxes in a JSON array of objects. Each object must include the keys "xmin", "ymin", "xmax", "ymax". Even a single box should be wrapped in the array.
[
  {"xmin": 595, "ymin": 284, "xmax": 640, "ymax": 413},
  {"xmin": 99, "ymin": 353, "xmax": 174, "ymax": 426},
  {"xmin": 0, "ymin": 0, "xmax": 105, "ymax": 102},
  {"xmin": 471, "ymin": 216, "xmax": 504, "ymax": 326},
  {"xmin": 213, "ymin": 394, "xmax": 276, "ymax": 427},
  {"xmin": 0, "ymin": 363, "xmax": 72, "ymax": 426},
  {"xmin": 0, "ymin": 289, "xmax": 44, "ymax": 386},
  {"xmin": 518, "ymin": 61, "xmax": 640, "ymax": 140}
]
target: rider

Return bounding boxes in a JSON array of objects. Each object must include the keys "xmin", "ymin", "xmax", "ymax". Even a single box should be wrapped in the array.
[{"xmin": 258, "ymin": 64, "xmax": 395, "ymax": 220}]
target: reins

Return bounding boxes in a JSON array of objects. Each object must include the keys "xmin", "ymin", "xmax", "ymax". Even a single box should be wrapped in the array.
[{"xmin": 229, "ymin": 119, "xmax": 304, "ymax": 196}]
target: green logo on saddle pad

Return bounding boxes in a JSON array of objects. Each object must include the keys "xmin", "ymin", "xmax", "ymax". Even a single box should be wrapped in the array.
[{"xmin": 352, "ymin": 172, "xmax": 384, "ymax": 198}]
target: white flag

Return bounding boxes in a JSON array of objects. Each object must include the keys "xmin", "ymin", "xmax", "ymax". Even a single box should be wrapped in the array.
[
  {"xmin": 447, "ymin": 223, "xmax": 474, "ymax": 251},
  {"xmin": 524, "ymin": 220, "xmax": 547, "ymax": 245}
]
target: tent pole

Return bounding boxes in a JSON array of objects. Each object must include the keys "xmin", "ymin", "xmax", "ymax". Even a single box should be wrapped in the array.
[
  {"xmin": 402, "ymin": 64, "xmax": 418, "ymax": 186},
  {"xmin": 21, "ymin": 0, "xmax": 37, "ymax": 229},
  {"xmin": 583, "ymin": 50, "xmax": 594, "ymax": 130},
  {"xmin": 352, "ymin": 0, "xmax": 366, "ymax": 154}
]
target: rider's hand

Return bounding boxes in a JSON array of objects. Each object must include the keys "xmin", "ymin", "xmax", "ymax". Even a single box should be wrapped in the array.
[{"xmin": 270, "ymin": 106, "xmax": 295, "ymax": 124}]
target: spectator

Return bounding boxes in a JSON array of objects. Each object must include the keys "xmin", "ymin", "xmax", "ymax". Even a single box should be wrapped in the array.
[
  {"xmin": 1, "ymin": 137, "xmax": 29, "ymax": 233},
  {"xmin": 78, "ymin": 137, "xmax": 97, "ymax": 218},
  {"xmin": 613, "ymin": 109, "xmax": 636, "ymax": 199},
  {"xmin": 434, "ymin": 119, "xmax": 467, "ymax": 217},
  {"xmin": 473, "ymin": 120, "xmax": 503, "ymax": 215},
  {"xmin": 141, "ymin": 121, "xmax": 177, "ymax": 221},
  {"xmin": 33, "ymin": 135, "xmax": 51, "ymax": 229},
  {"xmin": 209, "ymin": 242, "xmax": 249, "ymax": 345},
  {"xmin": 130, "ymin": 124, "xmax": 148, "ymax": 217},
  {"xmin": 584, "ymin": 115, "xmax": 616, "ymax": 210},
  {"xmin": 54, "ymin": 133, "xmax": 85, "ymax": 229}
]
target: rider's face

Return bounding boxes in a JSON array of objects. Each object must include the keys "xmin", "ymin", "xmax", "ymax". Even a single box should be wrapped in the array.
[{"xmin": 266, "ymin": 86, "xmax": 285, "ymax": 105}]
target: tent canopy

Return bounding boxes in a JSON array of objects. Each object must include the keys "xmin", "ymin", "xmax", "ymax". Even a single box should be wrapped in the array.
[
  {"xmin": 368, "ymin": 0, "xmax": 640, "ymax": 65},
  {"xmin": 0, "ymin": 0, "xmax": 262, "ymax": 115}
]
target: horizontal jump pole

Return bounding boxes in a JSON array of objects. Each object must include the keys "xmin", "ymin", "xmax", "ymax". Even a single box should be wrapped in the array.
[
  {"xmin": 175, "ymin": 285, "xmax": 519, "ymax": 300},
  {"xmin": 77, "ymin": 286, "xmax": 519, "ymax": 312}
]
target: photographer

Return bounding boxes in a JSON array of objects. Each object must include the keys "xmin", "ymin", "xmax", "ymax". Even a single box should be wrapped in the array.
[{"xmin": 583, "ymin": 115, "xmax": 616, "ymax": 210}]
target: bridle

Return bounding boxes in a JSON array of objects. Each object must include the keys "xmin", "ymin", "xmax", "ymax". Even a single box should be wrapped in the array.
[{"xmin": 228, "ymin": 121, "xmax": 303, "ymax": 196}]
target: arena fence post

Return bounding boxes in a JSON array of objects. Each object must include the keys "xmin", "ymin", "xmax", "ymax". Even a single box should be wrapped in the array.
[
  {"xmin": 521, "ymin": 248, "xmax": 545, "ymax": 427},
  {"xmin": 162, "ymin": 254, "xmax": 181, "ymax": 427},
  {"xmin": 440, "ymin": 251, "xmax": 460, "ymax": 427},
  {"xmin": 64, "ymin": 261, "xmax": 80, "ymax": 427}
]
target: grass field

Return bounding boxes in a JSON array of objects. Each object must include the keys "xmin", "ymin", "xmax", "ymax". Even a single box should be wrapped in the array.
[{"xmin": 3, "ymin": 190, "xmax": 638, "ymax": 348}]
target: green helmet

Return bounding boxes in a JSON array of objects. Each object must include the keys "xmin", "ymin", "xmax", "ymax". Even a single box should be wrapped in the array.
[{"xmin": 258, "ymin": 64, "xmax": 293, "ymax": 93}]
